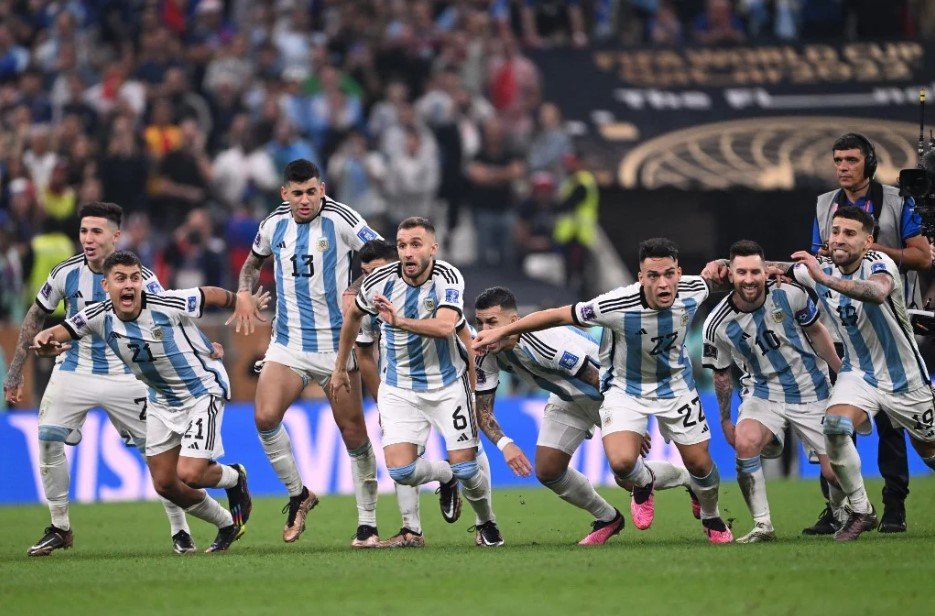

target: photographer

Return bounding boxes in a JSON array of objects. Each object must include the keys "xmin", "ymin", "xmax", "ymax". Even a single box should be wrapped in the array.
[{"xmin": 807, "ymin": 133, "xmax": 932, "ymax": 536}]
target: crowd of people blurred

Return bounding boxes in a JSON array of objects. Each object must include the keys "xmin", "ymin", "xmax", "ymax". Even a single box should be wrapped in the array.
[{"xmin": 0, "ymin": 0, "xmax": 932, "ymax": 322}]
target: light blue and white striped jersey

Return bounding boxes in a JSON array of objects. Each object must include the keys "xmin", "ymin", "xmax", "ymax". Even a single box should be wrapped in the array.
[
  {"xmin": 253, "ymin": 197, "xmax": 381, "ymax": 353},
  {"xmin": 792, "ymin": 251, "xmax": 928, "ymax": 393},
  {"xmin": 37, "ymin": 254, "xmax": 163, "ymax": 375},
  {"xmin": 573, "ymin": 276, "xmax": 709, "ymax": 399},
  {"xmin": 475, "ymin": 326, "xmax": 602, "ymax": 402},
  {"xmin": 702, "ymin": 280, "xmax": 831, "ymax": 403},
  {"xmin": 63, "ymin": 289, "xmax": 230, "ymax": 406},
  {"xmin": 356, "ymin": 259, "xmax": 467, "ymax": 391}
]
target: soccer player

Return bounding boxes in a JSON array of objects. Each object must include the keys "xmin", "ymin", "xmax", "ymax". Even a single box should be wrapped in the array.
[
  {"xmin": 333, "ymin": 217, "xmax": 504, "ymax": 547},
  {"xmin": 474, "ymin": 238, "xmax": 734, "ymax": 543},
  {"xmin": 229, "ymin": 159, "xmax": 382, "ymax": 547},
  {"xmin": 32, "ymin": 250, "xmax": 265, "ymax": 552},
  {"xmin": 4, "ymin": 202, "xmax": 195, "ymax": 556},
  {"xmin": 473, "ymin": 286, "xmax": 698, "ymax": 545},
  {"xmin": 702, "ymin": 240, "xmax": 846, "ymax": 543},
  {"xmin": 785, "ymin": 206, "xmax": 935, "ymax": 541}
]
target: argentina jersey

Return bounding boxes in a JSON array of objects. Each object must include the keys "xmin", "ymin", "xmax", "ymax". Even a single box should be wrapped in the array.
[
  {"xmin": 252, "ymin": 196, "xmax": 381, "ymax": 353},
  {"xmin": 37, "ymin": 254, "xmax": 163, "ymax": 375},
  {"xmin": 63, "ymin": 289, "xmax": 230, "ymax": 407},
  {"xmin": 572, "ymin": 276, "xmax": 709, "ymax": 398},
  {"xmin": 476, "ymin": 326, "xmax": 602, "ymax": 402},
  {"xmin": 356, "ymin": 259, "xmax": 467, "ymax": 390},
  {"xmin": 792, "ymin": 251, "xmax": 928, "ymax": 393},
  {"xmin": 702, "ymin": 281, "xmax": 831, "ymax": 403}
]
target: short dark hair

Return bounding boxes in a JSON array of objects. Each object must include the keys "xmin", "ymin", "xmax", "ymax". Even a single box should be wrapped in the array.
[
  {"xmin": 729, "ymin": 239, "xmax": 765, "ymax": 261},
  {"xmin": 474, "ymin": 286, "xmax": 517, "ymax": 312},
  {"xmin": 359, "ymin": 239, "xmax": 398, "ymax": 264},
  {"xmin": 79, "ymin": 202, "xmax": 123, "ymax": 227},
  {"xmin": 103, "ymin": 250, "xmax": 142, "ymax": 275},
  {"xmin": 832, "ymin": 133, "xmax": 873, "ymax": 159},
  {"xmin": 398, "ymin": 216, "xmax": 435, "ymax": 235},
  {"xmin": 832, "ymin": 205, "xmax": 875, "ymax": 234},
  {"xmin": 638, "ymin": 237, "xmax": 679, "ymax": 262},
  {"xmin": 283, "ymin": 159, "xmax": 321, "ymax": 185}
]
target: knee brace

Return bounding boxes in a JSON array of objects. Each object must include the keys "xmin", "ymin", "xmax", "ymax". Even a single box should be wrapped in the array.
[
  {"xmin": 450, "ymin": 460, "xmax": 479, "ymax": 481},
  {"xmin": 823, "ymin": 415, "xmax": 854, "ymax": 437},
  {"xmin": 388, "ymin": 461, "xmax": 417, "ymax": 484}
]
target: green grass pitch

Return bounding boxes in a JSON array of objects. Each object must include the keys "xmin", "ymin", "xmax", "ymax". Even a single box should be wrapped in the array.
[{"xmin": 2, "ymin": 477, "xmax": 934, "ymax": 615}]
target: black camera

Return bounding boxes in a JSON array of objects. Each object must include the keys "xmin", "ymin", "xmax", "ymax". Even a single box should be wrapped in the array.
[{"xmin": 898, "ymin": 148, "xmax": 935, "ymax": 237}]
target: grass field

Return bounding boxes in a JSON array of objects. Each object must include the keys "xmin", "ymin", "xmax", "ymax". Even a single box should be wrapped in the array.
[{"xmin": 2, "ymin": 477, "xmax": 934, "ymax": 615}]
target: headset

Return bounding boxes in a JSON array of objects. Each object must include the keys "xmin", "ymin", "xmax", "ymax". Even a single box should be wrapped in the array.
[{"xmin": 837, "ymin": 132, "xmax": 878, "ymax": 180}]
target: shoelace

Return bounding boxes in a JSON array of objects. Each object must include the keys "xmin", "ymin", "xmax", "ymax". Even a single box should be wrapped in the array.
[{"xmin": 282, "ymin": 498, "xmax": 301, "ymax": 525}]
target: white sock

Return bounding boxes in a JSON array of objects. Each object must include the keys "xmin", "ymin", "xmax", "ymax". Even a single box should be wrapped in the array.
[
  {"xmin": 645, "ymin": 460, "xmax": 691, "ymax": 490},
  {"xmin": 394, "ymin": 483, "xmax": 422, "ymax": 534},
  {"xmin": 825, "ymin": 433, "xmax": 871, "ymax": 514},
  {"xmin": 216, "ymin": 464, "xmax": 239, "ymax": 489},
  {"xmin": 453, "ymin": 462, "xmax": 495, "ymax": 525},
  {"xmin": 184, "ymin": 493, "xmax": 234, "ymax": 529},
  {"xmin": 349, "ymin": 440, "xmax": 378, "ymax": 527},
  {"xmin": 259, "ymin": 425, "xmax": 304, "ymax": 497},
  {"xmin": 689, "ymin": 465, "xmax": 721, "ymax": 520},
  {"xmin": 408, "ymin": 458, "xmax": 454, "ymax": 486},
  {"xmin": 736, "ymin": 457, "xmax": 771, "ymax": 525},
  {"xmin": 475, "ymin": 448, "xmax": 493, "ymax": 525},
  {"xmin": 40, "ymin": 440, "xmax": 71, "ymax": 531},
  {"xmin": 827, "ymin": 479, "xmax": 847, "ymax": 510},
  {"xmin": 159, "ymin": 496, "xmax": 190, "ymax": 535},
  {"xmin": 543, "ymin": 467, "xmax": 616, "ymax": 522},
  {"xmin": 619, "ymin": 456, "xmax": 653, "ymax": 488}
]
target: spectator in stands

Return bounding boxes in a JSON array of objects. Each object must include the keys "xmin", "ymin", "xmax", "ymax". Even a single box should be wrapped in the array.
[
  {"xmin": 515, "ymin": 170, "xmax": 559, "ymax": 264},
  {"xmin": 98, "ymin": 116, "xmax": 149, "ymax": 215},
  {"xmin": 0, "ymin": 23, "xmax": 29, "ymax": 81},
  {"xmin": 119, "ymin": 212, "xmax": 161, "ymax": 277},
  {"xmin": 144, "ymin": 97, "xmax": 182, "ymax": 160},
  {"xmin": 554, "ymin": 152, "xmax": 599, "ymax": 295},
  {"xmin": 527, "ymin": 102, "xmax": 572, "ymax": 184},
  {"xmin": 211, "ymin": 115, "xmax": 279, "ymax": 210},
  {"xmin": 164, "ymin": 207, "xmax": 225, "ymax": 290},
  {"xmin": 266, "ymin": 118, "xmax": 320, "ymax": 177},
  {"xmin": 18, "ymin": 69, "xmax": 52, "ymax": 124},
  {"xmin": 22, "ymin": 124, "xmax": 57, "ymax": 193},
  {"xmin": 487, "ymin": 33, "xmax": 540, "ymax": 146},
  {"xmin": 327, "ymin": 129, "xmax": 387, "ymax": 224},
  {"xmin": 384, "ymin": 126, "xmax": 440, "ymax": 226},
  {"xmin": 693, "ymin": 0, "xmax": 747, "ymax": 45},
  {"xmin": 39, "ymin": 160, "xmax": 77, "ymax": 225},
  {"xmin": 649, "ymin": 0, "xmax": 685, "ymax": 46},
  {"xmin": 151, "ymin": 119, "xmax": 212, "ymax": 231}
]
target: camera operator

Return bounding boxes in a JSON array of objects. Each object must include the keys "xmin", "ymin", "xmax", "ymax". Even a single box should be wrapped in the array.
[{"xmin": 806, "ymin": 133, "xmax": 933, "ymax": 536}]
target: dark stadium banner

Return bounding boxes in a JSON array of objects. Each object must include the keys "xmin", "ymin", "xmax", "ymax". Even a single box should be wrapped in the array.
[
  {"xmin": 533, "ymin": 41, "xmax": 933, "ymax": 190},
  {"xmin": 0, "ymin": 397, "xmax": 923, "ymax": 505}
]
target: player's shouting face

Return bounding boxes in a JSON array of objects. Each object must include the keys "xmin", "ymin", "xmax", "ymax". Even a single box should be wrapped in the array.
[
  {"xmin": 828, "ymin": 216, "xmax": 872, "ymax": 270},
  {"xmin": 282, "ymin": 176, "xmax": 325, "ymax": 223},
  {"xmin": 729, "ymin": 254, "xmax": 767, "ymax": 306},
  {"xmin": 638, "ymin": 256, "xmax": 681, "ymax": 310},
  {"xmin": 103, "ymin": 263, "xmax": 144, "ymax": 320},
  {"xmin": 396, "ymin": 226, "xmax": 437, "ymax": 284}
]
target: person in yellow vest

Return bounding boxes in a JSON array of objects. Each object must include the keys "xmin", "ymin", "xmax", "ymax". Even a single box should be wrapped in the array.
[
  {"xmin": 554, "ymin": 152, "xmax": 599, "ymax": 293},
  {"xmin": 27, "ymin": 217, "xmax": 75, "ymax": 319},
  {"xmin": 40, "ymin": 161, "xmax": 77, "ymax": 225}
]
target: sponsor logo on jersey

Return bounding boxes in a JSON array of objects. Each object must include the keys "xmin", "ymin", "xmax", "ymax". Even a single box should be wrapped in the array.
[
  {"xmin": 771, "ymin": 308, "xmax": 785, "ymax": 323},
  {"xmin": 357, "ymin": 227, "xmax": 379, "ymax": 243},
  {"xmin": 457, "ymin": 433, "xmax": 469, "ymax": 442},
  {"xmin": 559, "ymin": 351, "xmax": 579, "ymax": 370},
  {"xmin": 317, "ymin": 238, "xmax": 329, "ymax": 252},
  {"xmin": 445, "ymin": 289, "xmax": 460, "ymax": 304},
  {"xmin": 580, "ymin": 303, "xmax": 596, "ymax": 321},
  {"xmin": 424, "ymin": 297, "xmax": 436, "ymax": 312},
  {"xmin": 277, "ymin": 241, "xmax": 287, "ymax": 249},
  {"xmin": 72, "ymin": 290, "xmax": 84, "ymax": 299},
  {"xmin": 40, "ymin": 283, "xmax": 52, "ymax": 299},
  {"xmin": 187, "ymin": 296, "xmax": 197, "ymax": 313}
]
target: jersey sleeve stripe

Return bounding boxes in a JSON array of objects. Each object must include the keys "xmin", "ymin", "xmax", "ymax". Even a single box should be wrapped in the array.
[
  {"xmin": 49, "ymin": 253, "xmax": 85, "ymax": 278},
  {"xmin": 361, "ymin": 265, "xmax": 397, "ymax": 293},
  {"xmin": 598, "ymin": 297, "xmax": 642, "ymax": 312},
  {"xmin": 323, "ymin": 197, "xmax": 363, "ymax": 223},
  {"xmin": 258, "ymin": 204, "xmax": 291, "ymax": 229},
  {"xmin": 432, "ymin": 263, "xmax": 456, "ymax": 285},
  {"xmin": 434, "ymin": 262, "xmax": 463, "ymax": 285},
  {"xmin": 521, "ymin": 333, "xmax": 557, "ymax": 359},
  {"xmin": 703, "ymin": 299, "xmax": 734, "ymax": 342}
]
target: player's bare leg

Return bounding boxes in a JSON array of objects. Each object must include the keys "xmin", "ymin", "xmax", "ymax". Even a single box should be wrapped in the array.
[
  {"xmin": 824, "ymin": 405, "xmax": 878, "ymax": 541},
  {"xmin": 676, "ymin": 440, "xmax": 732, "ymax": 543},
  {"xmin": 733, "ymin": 419, "xmax": 776, "ymax": 543},
  {"xmin": 604, "ymin": 431, "xmax": 657, "ymax": 530},
  {"xmin": 536, "ymin": 445, "xmax": 621, "ymax": 545},
  {"xmin": 255, "ymin": 362, "xmax": 318, "ymax": 542},
  {"xmin": 325, "ymin": 369, "xmax": 379, "ymax": 547}
]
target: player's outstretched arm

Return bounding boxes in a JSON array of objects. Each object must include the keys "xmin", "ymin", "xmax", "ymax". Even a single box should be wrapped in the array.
[
  {"xmin": 230, "ymin": 253, "xmax": 268, "ymax": 334},
  {"xmin": 803, "ymin": 320, "xmax": 842, "ymax": 373},
  {"xmin": 221, "ymin": 283, "xmax": 271, "ymax": 334},
  {"xmin": 791, "ymin": 250, "xmax": 892, "ymax": 304},
  {"xmin": 476, "ymin": 390, "xmax": 532, "ymax": 477},
  {"xmin": 4, "ymin": 304, "xmax": 48, "ymax": 403},
  {"xmin": 332, "ymin": 303, "xmax": 366, "ymax": 396},
  {"xmin": 375, "ymin": 295, "xmax": 462, "ymax": 339},
  {"xmin": 30, "ymin": 325, "xmax": 74, "ymax": 358},
  {"xmin": 712, "ymin": 368, "xmax": 736, "ymax": 448},
  {"xmin": 472, "ymin": 306, "xmax": 574, "ymax": 352}
]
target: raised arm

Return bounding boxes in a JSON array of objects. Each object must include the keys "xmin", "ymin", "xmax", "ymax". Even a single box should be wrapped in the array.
[
  {"xmin": 31, "ymin": 324, "xmax": 75, "ymax": 358},
  {"xmin": 375, "ymin": 296, "xmax": 462, "ymax": 339},
  {"xmin": 472, "ymin": 306, "xmax": 574, "ymax": 352},
  {"xmin": 4, "ymin": 304, "xmax": 48, "ymax": 403},
  {"xmin": 712, "ymin": 368, "xmax": 736, "ymax": 447},
  {"xmin": 804, "ymin": 320, "xmax": 843, "ymax": 373},
  {"xmin": 792, "ymin": 250, "xmax": 892, "ymax": 304}
]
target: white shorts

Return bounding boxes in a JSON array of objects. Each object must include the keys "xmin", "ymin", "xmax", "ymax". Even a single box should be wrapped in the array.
[
  {"xmin": 378, "ymin": 374, "xmax": 478, "ymax": 451},
  {"xmin": 146, "ymin": 395, "xmax": 226, "ymax": 459},
  {"xmin": 599, "ymin": 387, "xmax": 711, "ymax": 446},
  {"xmin": 738, "ymin": 397, "xmax": 827, "ymax": 455},
  {"xmin": 38, "ymin": 370, "xmax": 148, "ymax": 446},
  {"xmin": 263, "ymin": 342, "xmax": 357, "ymax": 388},
  {"xmin": 537, "ymin": 396, "xmax": 601, "ymax": 455},
  {"xmin": 828, "ymin": 371, "xmax": 935, "ymax": 442}
]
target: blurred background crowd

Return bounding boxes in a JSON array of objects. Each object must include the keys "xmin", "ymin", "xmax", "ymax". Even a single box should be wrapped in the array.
[{"xmin": 0, "ymin": 0, "xmax": 933, "ymax": 323}]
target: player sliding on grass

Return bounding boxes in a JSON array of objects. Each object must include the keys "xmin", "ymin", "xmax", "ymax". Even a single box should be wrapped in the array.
[
  {"xmin": 474, "ymin": 238, "xmax": 734, "ymax": 544},
  {"xmin": 701, "ymin": 240, "xmax": 846, "ymax": 543},
  {"xmin": 32, "ymin": 251, "xmax": 266, "ymax": 553}
]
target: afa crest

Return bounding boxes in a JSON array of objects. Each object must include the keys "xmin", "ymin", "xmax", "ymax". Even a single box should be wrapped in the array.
[
  {"xmin": 423, "ymin": 297, "xmax": 436, "ymax": 312},
  {"xmin": 153, "ymin": 328, "xmax": 164, "ymax": 341},
  {"xmin": 317, "ymin": 238, "xmax": 329, "ymax": 252},
  {"xmin": 681, "ymin": 312, "xmax": 690, "ymax": 326},
  {"xmin": 771, "ymin": 309, "xmax": 785, "ymax": 323}
]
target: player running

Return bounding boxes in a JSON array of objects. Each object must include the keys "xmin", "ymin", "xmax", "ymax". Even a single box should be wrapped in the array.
[
  {"xmin": 5, "ymin": 202, "xmax": 195, "ymax": 556},
  {"xmin": 781, "ymin": 206, "xmax": 935, "ymax": 541},
  {"xmin": 229, "ymin": 159, "xmax": 382, "ymax": 547},
  {"xmin": 701, "ymin": 240, "xmax": 846, "ymax": 543},
  {"xmin": 32, "ymin": 251, "xmax": 266, "ymax": 553},
  {"xmin": 333, "ymin": 217, "xmax": 504, "ymax": 547},
  {"xmin": 474, "ymin": 238, "xmax": 734, "ymax": 544}
]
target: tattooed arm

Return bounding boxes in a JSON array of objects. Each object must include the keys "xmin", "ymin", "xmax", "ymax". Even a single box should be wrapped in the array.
[
  {"xmin": 713, "ymin": 368, "xmax": 736, "ymax": 448},
  {"xmin": 3, "ymin": 304, "xmax": 48, "ymax": 404},
  {"xmin": 237, "ymin": 252, "xmax": 267, "ymax": 294},
  {"xmin": 476, "ymin": 389, "xmax": 532, "ymax": 477},
  {"xmin": 228, "ymin": 253, "xmax": 270, "ymax": 334},
  {"xmin": 791, "ymin": 250, "xmax": 892, "ymax": 304}
]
